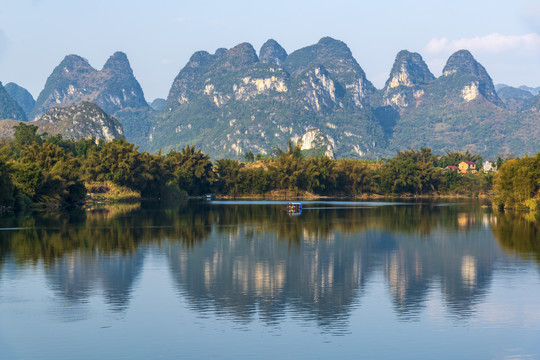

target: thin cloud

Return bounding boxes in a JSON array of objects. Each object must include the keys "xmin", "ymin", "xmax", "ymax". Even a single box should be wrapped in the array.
[
  {"xmin": 523, "ymin": 1, "xmax": 540, "ymax": 22},
  {"xmin": 424, "ymin": 33, "xmax": 540, "ymax": 54}
]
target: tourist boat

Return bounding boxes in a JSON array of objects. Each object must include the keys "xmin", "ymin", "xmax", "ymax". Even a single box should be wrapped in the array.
[
  {"xmin": 287, "ymin": 202, "xmax": 302, "ymax": 215},
  {"xmin": 205, "ymin": 194, "xmax": 215, "ymax": 200}
]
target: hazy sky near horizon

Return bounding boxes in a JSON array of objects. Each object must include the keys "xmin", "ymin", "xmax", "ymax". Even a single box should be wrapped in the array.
[{"xmin": 1, "ymin": 0, "xmax": 539, "ymax": 101}]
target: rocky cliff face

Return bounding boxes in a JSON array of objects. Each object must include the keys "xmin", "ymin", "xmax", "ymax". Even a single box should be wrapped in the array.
[
  {"xmin": 95, "ymin": 52, "xmax": 149, "ymax": 115},
  {"xmin": 387, "ymin": 51, "xmax": 435, "ymax": 87},
  {"xmin": 379, "ymin": 50, "xmax": 434, "ymax": 111},
  {"xmin": 4, "ymin": 82, "xmax": 35, "ymax": 118},
  {"xmin": 439, "ymin": 50, "xmax": 501, "ymax": 106},
  {"xmin": 382, "ymin": 49, "xmax": 536, "ymax": 157},
  {"xmin": 31, "ymin": 52, "xmax": 148, "ymax": 120},
  {"xmin": 150, "ymin": 40, "xmax": 540, "ymax": 159},
  {"xmin": 297, "ymin": 65, "xmax": 341, "ymax": 113},
  {"xmin": 155, "ymin": 37, "xmax": 385, "ymax": 159},
  {"xmin": 35, "ymin": 101, "xmax": 124, "ymax": 141},
  {"xmin": 259, "ymin": 39, "xmax": 288, "ymax": 66},
  {"xmin": 15, "ymin": 39, "xmax": 539, "ymax": 159},
  {"xmin": 294, "ymin": 128, "xmax": 336, "ymax": 158},
  {"xmin": 284, "ymin": 37, "xmax": 376, "ymax": 109},
  {"xmin": 0, "ymin": 81, "xmax": 27, "ymax": 121}
]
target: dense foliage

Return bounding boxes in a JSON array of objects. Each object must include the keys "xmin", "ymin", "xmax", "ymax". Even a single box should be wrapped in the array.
[
  {"xmin": 0, "ymin": 124, "xmax": 501, "ymax": 211},
  {"xmin": 493, "ymin": 153, "xmax": 540, "ymax": 210}
]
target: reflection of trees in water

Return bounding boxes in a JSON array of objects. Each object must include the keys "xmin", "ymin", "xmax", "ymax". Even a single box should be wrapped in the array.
[
  {"xmin": 0, "ymin": 202, "xmax": 213, "ymax": 265},
  {"xmin": 206, "ymin": 201, "xmax": 489, "ymax": 246},
  {"xmin": 0, "ymin": 202, "xmax": 213, "ymax": 310},
  {"xmin": 0, "ymin": 200, "xmax": 525, "ymax": 327},
  {"xmin": 0, "ymin": 201, "xmax": 490, "ymax": 265},
  {"xmin": 492, "ymin": 211, "xmax": 540, "ymax": 263}
]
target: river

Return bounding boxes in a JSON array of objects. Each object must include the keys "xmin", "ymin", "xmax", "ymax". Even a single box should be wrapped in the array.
[{"xmin": 0, "ymin": 200, "xmax": 539, "ymax": 359}]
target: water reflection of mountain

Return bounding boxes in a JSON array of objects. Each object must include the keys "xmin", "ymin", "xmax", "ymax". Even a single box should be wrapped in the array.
[
  {"xmin": 166, "ymin": 220, "xmax": 500, "ymax": 328},
  {"xmin": 167, "ymin": 228, "xmax": 378, "ymax": 329},
  {"xmin": 45, "ymin": 249, "xmax": 146, "ymax": 312},
  {"xmin": 1, "ymin": 201, "xmax": 537, "ymax": 327},
  {"xmin": 385, "ymin": 228, "xmax": 498, "ymax": 320}
]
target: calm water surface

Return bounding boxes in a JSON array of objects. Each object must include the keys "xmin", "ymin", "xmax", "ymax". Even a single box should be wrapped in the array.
[{"xmin": 0, "ymin": 200, "xmax": 539, "ymax": 359}]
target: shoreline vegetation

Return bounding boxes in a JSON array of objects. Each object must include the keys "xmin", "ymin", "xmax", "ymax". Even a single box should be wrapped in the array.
[{"xmin": 0, "ymin": 123, "xmax": 538, "ymax": 215}]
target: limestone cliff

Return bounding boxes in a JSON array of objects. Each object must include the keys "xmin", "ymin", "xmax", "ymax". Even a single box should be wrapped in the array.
[
  {"xmin": 384, "ymin": 49, "xmax": 531, "ymax": 157},
  {"xmin": 259, "ymin": 39, "xmax": 288, "ymax": 66},
  {"xmin": 440, "ymin": 50, "xmax": 501, "ymax": 106},
  {"xmin": 380, "ymin": 50, "xmax": 434, "ymax": 110},
  {"xmin": 31, "ymin": 52, "xmax": 148, "ymax": 120},
  {"xmin": 155, "ymin": 37, "xmax": 386, "ymax": 159},
  {"xmin": 35, "ymin": 101, "xmax": 124, "ymax": 141}
]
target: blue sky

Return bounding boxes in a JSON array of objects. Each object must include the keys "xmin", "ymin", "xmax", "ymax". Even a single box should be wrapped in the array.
[{"xmin": 1, "ymin": 0, "xmax": 539, "ymax": 101}]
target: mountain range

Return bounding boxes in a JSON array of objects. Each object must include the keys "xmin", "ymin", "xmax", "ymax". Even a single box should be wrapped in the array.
[{"xmin": 1, "ymin": 37, "xmax": 539, "ymax": 159}]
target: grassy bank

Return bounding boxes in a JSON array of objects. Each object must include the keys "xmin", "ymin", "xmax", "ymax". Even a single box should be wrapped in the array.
[{"xmin": 85, "ymin": 181, "xmax": 141, "ymax": 204}]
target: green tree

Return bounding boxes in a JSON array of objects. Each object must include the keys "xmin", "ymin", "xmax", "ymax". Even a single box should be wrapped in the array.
[
  {"xmin": 0, "ymin": 155, "xmax": 15, "ymax": 207},
  {"xmin": 83, "ymin": 138, "xmax": 146, "ymax": 191},
  {"xmin": 215, "ymin": 158, "xmax": 243, "ymax": 195},
  {"xmin": 10, "ymin": 162, "xmax": 43, "ymax": 199},
  {"xmin": 303, "ymin": 156, "xmax": 336, "ymax": 194},
  {"xmin": 335, "ymin": 159, "xmax": 374, "ymax": 195},
  {"xmin": 13, "ymin": 123, "xmax": 43, "ymax": 148},
  {"xmin": 244, "ymin": 151, "xmax": 255, "ymax": 162},
  {"xmin": 269, "ymin": 142, "xmax": 305, "ymax": 192},
  {"xmin": 14, "ymin": 141, "xmax": 86, "ymax": 206},
  {"xmin": 494, "ymin": 154, "xmax": 540, "ymax": 208},
  {"xmin": 378, "ymin": 148, "xmax": 439, "ymax": 195},
  {"xmin": 166, "ymin": 145, "xmax": 214, "ymax": 196}
]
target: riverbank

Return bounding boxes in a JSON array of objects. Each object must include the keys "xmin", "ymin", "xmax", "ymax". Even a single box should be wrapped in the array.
[
  {"xmin": 212, "ymin": 190, "xmax": 493, "ymax": 201},
  {"xmin": 85, "ymin": 187, "xmax": 493, "ymax": 205},
  {"xmin": 85, "ymin": 181, "xmax": 141, "ymax": 205}
]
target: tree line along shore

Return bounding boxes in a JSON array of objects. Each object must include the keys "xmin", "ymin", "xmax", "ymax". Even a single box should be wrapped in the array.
[{"xmin": 0, "ymin": 123, "xmax": 538, "ymax": 212}]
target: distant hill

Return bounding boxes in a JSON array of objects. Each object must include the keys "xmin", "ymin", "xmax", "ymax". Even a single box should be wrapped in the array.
[
  {"xmin": 498, "ymin": 86, "xmax": 535, "ymax": 100},
  {"xmin": 35, "ymin": 101, "xmax": 124, "ymax": 141},
  {"xmin": 496, "ymin": 86, "xmax": 535, "ymax": 111},
  {"xmin": 495, "ymin": 84, "xmax": 540, "ymax": 96},
  {"xmin": 150, "ymin": 98, "xmax": 166, "ymax": 112},
  {"xmin": 4, "ymin": 82, "xmax": 35, "ymax": 118},
  {"xmin": 153, "ymin": 37, "xmax": 385, "ymax": 158},
  {"xmin": 0, "ymin": 81, "xmax": 27, "ymax": 122},
  {"xmin": 0, "ymin": 119, "xmax": 23, "ymax": 139},
  {"xmin": 518, "ymin": 85, "xmax": 540, "ymax": 96},
  {"xmin": 32, "ymin": 52, "xmax": 149, "ymax": 119},
  {"xmin": 14, "ymin": 38, "xmax": 540, "ymax": 159},
  {"xmin": 148, "ymin": 39, "xmax": 539, "ymax": 159},
  {"xmin": 381, "ymin": 49, "xmax": 540, "ymax": 157},
  {"xmin": 0, "ymin": 101, "xmax": 124, "ymax": 142},
  {"xmin": 30, "ymin": 52, "xmax": 151, "ymax": 145}
]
